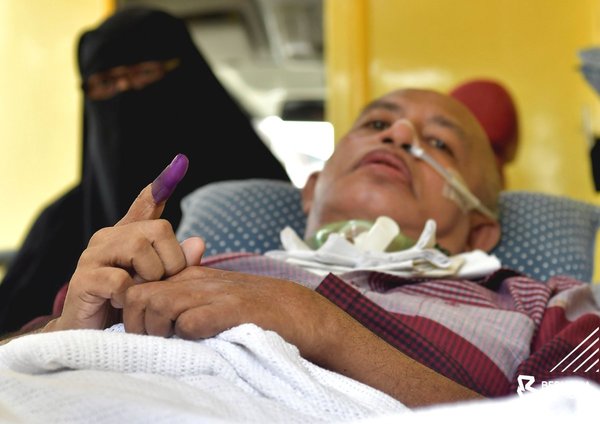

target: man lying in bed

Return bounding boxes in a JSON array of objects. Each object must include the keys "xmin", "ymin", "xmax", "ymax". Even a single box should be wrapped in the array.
[{"xmin": 3, "ymin": 88, "xmax": 599, "ymax": 408}]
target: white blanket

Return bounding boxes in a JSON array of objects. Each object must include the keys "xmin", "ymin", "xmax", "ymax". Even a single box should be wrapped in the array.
[
  {"xmin": 0, "ymin": 324, "xmax": 598, "ymax": 423},
  {"xmin": 0, "ymin": 324, "xmax": 406, "ymax": 423}
]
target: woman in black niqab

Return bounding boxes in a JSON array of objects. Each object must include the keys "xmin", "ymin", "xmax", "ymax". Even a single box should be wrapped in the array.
[{"xmin": 0, "ymin": 6, "xmax": 288, "ymax": 334}]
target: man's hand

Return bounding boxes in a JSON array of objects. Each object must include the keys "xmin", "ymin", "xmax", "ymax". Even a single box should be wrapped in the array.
[
  {"xmin": 48, "ymin": 154, "xmax": 205, "ymax": 331},
  {"xmin": 121, "ymin": 266, "xmax": 346, "ymax": 362}
]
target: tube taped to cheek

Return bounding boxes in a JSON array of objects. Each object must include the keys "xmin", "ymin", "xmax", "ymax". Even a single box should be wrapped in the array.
[
  {"xmin": 442, "ymin": 169, "xmax": 473, "ymax": 213},
  {"xmin": 407, "ymin": 144, "xmax": 497, "ymax": 220},
  {"xmin": 393, "ymin": 118, "xmax": 496, "ymax": 219}
]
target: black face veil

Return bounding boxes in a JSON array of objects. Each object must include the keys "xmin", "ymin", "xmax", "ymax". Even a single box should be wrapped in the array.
[{"xmin": 78, "ymin": 6, "xmax": 288, "ymax": 236}]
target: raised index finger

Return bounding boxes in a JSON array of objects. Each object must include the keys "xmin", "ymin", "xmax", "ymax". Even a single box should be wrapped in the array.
[{"xmin": 116, "ymin": 153, "xmax": 189, "ymax": 226}]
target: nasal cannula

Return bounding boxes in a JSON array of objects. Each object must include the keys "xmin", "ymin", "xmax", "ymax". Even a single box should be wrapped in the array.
[{"xmin": 397, "ymin": 119, "xmax": 497, "ymax": 221}]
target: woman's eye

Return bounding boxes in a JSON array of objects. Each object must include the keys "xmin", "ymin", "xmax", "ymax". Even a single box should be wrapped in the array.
[
  {"xmin": 140, "ymin": 67, "xmax": 160, "ymax": 76},
  {"xmin": 97, "ymin": 77, "xmax": 115, "ymax": 88}
]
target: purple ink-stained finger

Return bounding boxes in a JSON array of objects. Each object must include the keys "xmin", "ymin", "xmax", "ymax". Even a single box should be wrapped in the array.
[{"xmin": 151, "ymin": 153, "xmax": 189, "ymax": 203}]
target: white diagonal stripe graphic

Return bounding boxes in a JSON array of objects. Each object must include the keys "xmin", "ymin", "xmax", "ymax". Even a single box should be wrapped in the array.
[
  {"xmin": 550, "ymin": 327, "xmax": 599, "ymax": 372},
  {"xmin": 584, "ymin": 358, "xmax": 599, "ymax": 373},
  {"xmin": 562, "ymin": 339, "xmax": 598, "ymax": 372},
  {"xmin": 573, "ymin": 347, "xmax": 599, "ymax": 372}
]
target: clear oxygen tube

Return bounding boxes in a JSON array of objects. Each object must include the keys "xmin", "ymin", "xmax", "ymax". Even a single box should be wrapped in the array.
[{"xmin": 399, "ymin": 119, "xmax": 497, "ymax": 221}]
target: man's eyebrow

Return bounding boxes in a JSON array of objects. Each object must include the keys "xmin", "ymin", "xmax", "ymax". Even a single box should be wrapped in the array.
[
  {"xmin": 360, "ymin": 100, "xmax": 404, "ymax": 115},
  {"xmin": 427, "ymin": 115, "xmax": 467, "ymax": 140}
]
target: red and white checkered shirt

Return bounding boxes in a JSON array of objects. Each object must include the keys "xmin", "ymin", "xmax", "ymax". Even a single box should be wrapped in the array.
[{"xmin": 43, "ymin": 252, "xmax": 600, "ymax": 398}]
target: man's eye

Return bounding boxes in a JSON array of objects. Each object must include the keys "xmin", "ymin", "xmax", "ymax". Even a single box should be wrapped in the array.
[
  {"xmin": 366, "ymin": 120, "xmax": 389, "ymax": 131},
  {"xmin": 427, "ymin": 138, "xmax": 454, "ymax": 156}
]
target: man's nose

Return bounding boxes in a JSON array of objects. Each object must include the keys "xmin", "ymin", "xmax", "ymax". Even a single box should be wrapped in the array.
[{"xmin": 381, "ymin": 119, "xmax": 418, "ymax": 150}]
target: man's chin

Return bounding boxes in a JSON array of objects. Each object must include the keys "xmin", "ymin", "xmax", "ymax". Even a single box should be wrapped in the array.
[
  {"xmin": 339, "ymin": 175, "xmax": 413, "ymax": 206},
  {"xmin": 324, "ymin": 183, "xmax": 417, "ymax": 223}
]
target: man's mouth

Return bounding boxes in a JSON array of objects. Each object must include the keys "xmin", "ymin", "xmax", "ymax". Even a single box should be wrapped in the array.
[{"xmin": 356, "ymin": 149, "xmax": 412, "ymax": 182}]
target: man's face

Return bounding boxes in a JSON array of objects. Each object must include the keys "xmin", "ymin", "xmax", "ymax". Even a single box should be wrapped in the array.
[{"xmin": 302, "ymin": 89, "xmax": 500, "ymax": 254}]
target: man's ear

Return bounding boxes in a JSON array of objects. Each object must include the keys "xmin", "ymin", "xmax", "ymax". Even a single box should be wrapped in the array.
[
  {"xmin": 301, "ymin": 171, "xmax": 320, "ymax": 214},
  {"xmin": 465, "ymin": 214, "xmax": 501, "ymax": 252}
]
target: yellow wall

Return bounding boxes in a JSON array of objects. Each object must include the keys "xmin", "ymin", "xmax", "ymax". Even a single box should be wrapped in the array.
[
  {"xmin": 325, "ymin": 0, "xmax": 600, "ymax": 280},
  {"xmin": 0, "ymin": 0, "xmax": 112, "ymax": 255}
]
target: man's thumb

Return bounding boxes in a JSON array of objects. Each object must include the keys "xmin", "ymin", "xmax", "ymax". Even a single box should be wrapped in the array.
[{"xmin": 116, "ymin": 153, "xmax": 189, "ymax": 226}]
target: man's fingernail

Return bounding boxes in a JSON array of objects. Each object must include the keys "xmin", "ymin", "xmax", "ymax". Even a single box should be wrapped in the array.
[{"xmin": 152, "ymin": 153, "xmax": 189, "ymax": 203}]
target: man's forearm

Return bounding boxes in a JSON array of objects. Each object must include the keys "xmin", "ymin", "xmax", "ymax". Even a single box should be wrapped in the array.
[{"xmin": 314, "ymin": 312, "xmax": 483, "ymax": 408}]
